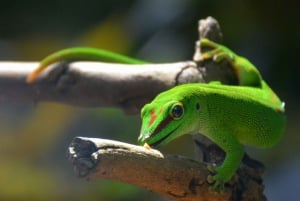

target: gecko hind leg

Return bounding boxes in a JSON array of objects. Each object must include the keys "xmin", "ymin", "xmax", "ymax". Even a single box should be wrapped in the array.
[{"xmin": 200, "ymin": 38, "xmax": 235, "ymax": 65}]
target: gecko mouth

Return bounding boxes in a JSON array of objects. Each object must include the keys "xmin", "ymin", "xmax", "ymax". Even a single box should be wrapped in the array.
[
  {"xmin": 147, "ymin": 122, "xmax": 182, "ymax": 147},
  {"xmin": 145, "ymin": 116, "xmax": 183, "ymax": 148},
  {"xmin": 149, "ymin": 131, "xmax": 173, "ymax": 147}
]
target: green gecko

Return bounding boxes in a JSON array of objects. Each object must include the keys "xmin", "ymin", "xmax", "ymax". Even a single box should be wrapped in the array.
[
  {"xmin": 27, "ymin": 38, "xmax": 285, "ymax": 190},
  {"xmin": 138, "ymin": 39, "xmax": 285, "ymax": 190}
]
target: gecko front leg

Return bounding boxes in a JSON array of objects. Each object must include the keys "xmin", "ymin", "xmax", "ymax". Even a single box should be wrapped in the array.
[{"xmin": 203, "ymin": 129, "xmax": 244, "ymax": 191}]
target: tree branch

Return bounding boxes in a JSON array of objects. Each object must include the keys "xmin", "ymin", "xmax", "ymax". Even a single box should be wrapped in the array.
[
  {"xmin": 67, "ymin": 137, "xmax": 266, "ymax": 201},
  {"xmin": 67, "ymin": 137, "xmax": 231, "ymax": 201},
  {"xmin": 0, "ymin": 16, "xmax": 235, "ymax": 114},
  {"xmin": 0, "ymin": 61, "xmax": 198, "ymax": 113}
]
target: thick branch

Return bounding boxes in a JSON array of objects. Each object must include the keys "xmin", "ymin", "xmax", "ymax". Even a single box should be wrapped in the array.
[
  {"xmin": 0, "ymin": 61, "xmax": 198, "ymax": 113},
  {"xmin": 68, "ymin": 137, "xmax": 231, "ymax": 201},
  {"xmin": 68, "ymin": 137, "xmax": 266, "ymax": 201},
  {"xmin": 0, "ymin": 16, "xmax": 236, "ymax": 114}
]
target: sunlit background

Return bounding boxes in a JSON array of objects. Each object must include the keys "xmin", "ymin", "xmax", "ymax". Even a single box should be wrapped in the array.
[{"xmin": 0, "ymin": 0, "xmax": 299, "ymax": 200}]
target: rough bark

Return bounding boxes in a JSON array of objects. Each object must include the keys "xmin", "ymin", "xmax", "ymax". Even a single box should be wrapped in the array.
[{"xmin": 67, "ymin": 137, "xmax": 266, "ymax": 201}]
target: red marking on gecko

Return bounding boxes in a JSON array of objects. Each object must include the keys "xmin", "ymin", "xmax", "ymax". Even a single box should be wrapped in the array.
[
  {"xmin": 148, "ymin": 108, "xmax": 164, "ymax": 127},
  {"xmin": 148, "ymin": 109, "xmax": 157, "ymax": 127}
]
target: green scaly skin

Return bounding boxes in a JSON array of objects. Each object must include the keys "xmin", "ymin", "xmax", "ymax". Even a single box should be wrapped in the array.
[
  {"xmin": 27, "ymin": 39, "xmax": 286, "ymax": 191},
  {"xmin": 138, "ymin": 38, "xmax": 285, "ymax": 190}
]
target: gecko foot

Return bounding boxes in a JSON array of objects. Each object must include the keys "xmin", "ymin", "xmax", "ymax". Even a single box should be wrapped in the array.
[
  {"xmin": 206, "ymin": 164, "xmax": 226, "ymax": 192},
  {"xmin": 199, "ymin": 38, "xmax": 235, "ymax": 64}
]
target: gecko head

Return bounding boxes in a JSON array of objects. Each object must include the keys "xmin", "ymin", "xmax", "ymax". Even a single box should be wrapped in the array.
[{"xmin": 138, "ymin": 88, "xmax": 202, "ymax": 148}]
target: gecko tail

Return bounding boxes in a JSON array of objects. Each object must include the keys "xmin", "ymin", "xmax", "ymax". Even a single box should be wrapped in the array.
[
  {"xmin": 26, "ymin": 64, "xmax": 47, "ymax": 83},
  {"xmin": 26, "ymin": 47, "xmax": 148, "ymax": 83},
  {"xmin": 26, "ymin": 48, "xmax": 73, "ymax": 83}
]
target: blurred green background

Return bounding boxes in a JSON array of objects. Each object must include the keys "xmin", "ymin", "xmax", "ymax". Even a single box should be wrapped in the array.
[{"xmin": 0, "ymin": 0, "xmax": 299, "ymax": 200}]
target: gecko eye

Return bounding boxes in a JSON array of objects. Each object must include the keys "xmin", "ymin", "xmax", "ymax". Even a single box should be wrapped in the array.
[{"xmin": 170, "ymin": 102, "xmax": 184, "ymax": 120}]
